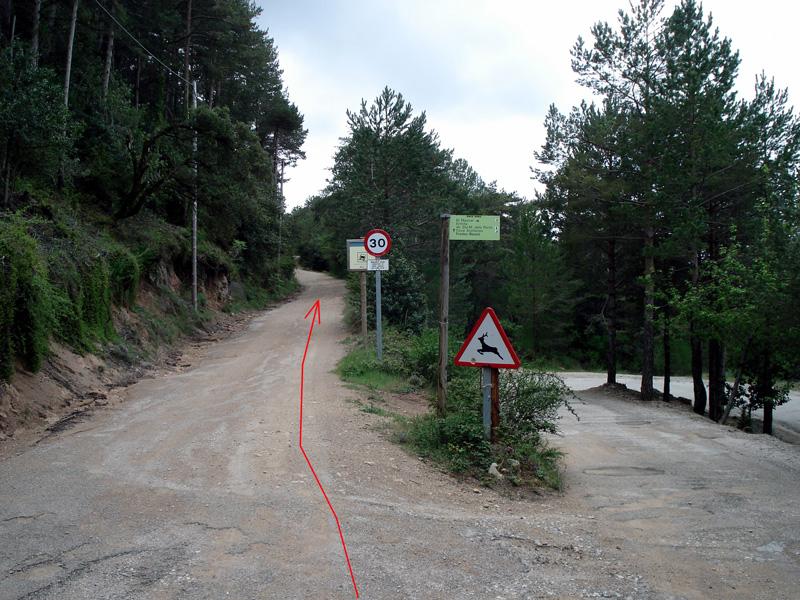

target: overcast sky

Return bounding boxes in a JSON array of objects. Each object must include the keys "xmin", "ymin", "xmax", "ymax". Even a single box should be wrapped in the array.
[{"xmin": 256, "ymin": 0, "xmax": 799, "ymax": 210}]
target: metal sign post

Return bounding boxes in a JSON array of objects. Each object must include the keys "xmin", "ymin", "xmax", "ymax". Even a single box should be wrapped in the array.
[
  {"xmin": 481, "ymin": 367, "xmax": 492, "ymax": 440},
  {"xmin": 375, "ymin": 269, "xmax": 383, "ymax": 362},
  {"xmin": 437, "ymin": 214, "xmax": 500, "ymax": 415},
  {"xmin": 363, "ymin": 229, "xmax": 392, "ymax": 363},
  {"xmin": 346, "ymin": 239, "xmax": 368, "ymax": 348},
  {"xmin": 454, "ymin": 307, "xmax": 520, "ymax": 440}
]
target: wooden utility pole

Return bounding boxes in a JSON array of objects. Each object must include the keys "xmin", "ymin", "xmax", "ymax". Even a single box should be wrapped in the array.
[
  {"xmin": 360, "ymin": 272, "xmax": 368, "ymax": 348},
  {"xmin": 191, "ymin": 81, "xmax": 198, "ymax": 312},
  {"xmin": 436, "ymin": 214, "xmax": 450, "ymax": 416},
  {"xmin": 277, "ymin": 160, "xmax": 284, "ymax": 265}
]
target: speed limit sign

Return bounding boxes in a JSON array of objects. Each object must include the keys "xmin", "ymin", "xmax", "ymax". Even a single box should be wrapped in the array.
[{"xmin": 364, "ymin": 229, "xmax": 392, "ymax": 257}]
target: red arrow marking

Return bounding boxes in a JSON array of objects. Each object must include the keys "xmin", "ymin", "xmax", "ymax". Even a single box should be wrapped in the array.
[{"xmin": 300, "ymin": 299, "xmax": 360, "ymax": 598}]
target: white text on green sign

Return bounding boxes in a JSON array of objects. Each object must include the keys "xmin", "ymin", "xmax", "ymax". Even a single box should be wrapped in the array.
[{"xmin": 449, "ymin": 215, "xmax": 500, "ymax": 240}]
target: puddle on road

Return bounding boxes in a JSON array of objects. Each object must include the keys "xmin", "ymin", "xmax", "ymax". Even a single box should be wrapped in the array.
[{"xmin": 583, "ymin": 466, "xmax": 665, "ymax": 476}]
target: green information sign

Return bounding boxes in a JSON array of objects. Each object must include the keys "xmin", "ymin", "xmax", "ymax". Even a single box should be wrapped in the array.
[{"xmin": 449, "ymin": 215, "xmax": 500, "ymax": 240}]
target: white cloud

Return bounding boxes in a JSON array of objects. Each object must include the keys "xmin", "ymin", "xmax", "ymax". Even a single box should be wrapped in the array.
[{"xmin": 259, "ymin": 0, "xmax": 800, "ymax": 209}]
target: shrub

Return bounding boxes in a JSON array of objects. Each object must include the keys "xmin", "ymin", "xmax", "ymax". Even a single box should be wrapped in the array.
[
  {"xmin": 344, "ymin": 251, "xmax": 429, "ymax": 333},
  {"xmin": 0, "ymin": 217, "xmax": 53, "ymax": 378},
  {"xmin": 499, "ymin": 370, "xmax": 577, "ymax": 440},
  {"xmin": 108, "ymin": 245, "xmax": 140, "ymax": 307},
  {"xmin": 406, "ymin": 411, "xmax": 491, "ymax": 473},
  {"xmin": 407, "ymin": 328, "xmax": 440, "ymax": 384}
]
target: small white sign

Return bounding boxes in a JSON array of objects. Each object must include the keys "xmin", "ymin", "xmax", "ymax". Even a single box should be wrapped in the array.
[
  {"xmin": 367, "ymin": 259, "xmax": 389, "ymax": 271},
  {"xmin": 346, "ymin": 238, "xmax": 368, "ymax": 271}
]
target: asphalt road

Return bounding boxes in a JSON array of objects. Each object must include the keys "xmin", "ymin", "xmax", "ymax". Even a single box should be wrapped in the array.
[
  {"xmin": 1, "ymin": 270, "xmax": 799, "ymax": 599},
  {"xmin": 558, "ymin": 372, "xmax": 800, "ymax": 442}
]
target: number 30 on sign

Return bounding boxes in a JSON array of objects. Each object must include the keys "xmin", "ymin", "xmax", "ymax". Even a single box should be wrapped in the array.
[{"xmin": 364, "ymin": 229, "xmax": 392, "ymax": 257}]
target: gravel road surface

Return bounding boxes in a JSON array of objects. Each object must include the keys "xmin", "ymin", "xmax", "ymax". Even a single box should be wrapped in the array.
[{"xmin": 1, "ymin": 270, "xmax": 798, "ymax": 599}]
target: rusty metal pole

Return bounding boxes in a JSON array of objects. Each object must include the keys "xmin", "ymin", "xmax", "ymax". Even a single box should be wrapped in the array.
[
  {"xmin": 481, "ymin": 367, "xmax": 491, "ymax": 439},
  {"xmin": 490, "ymin": 368, "xmax": 500, "ymax": 443}
]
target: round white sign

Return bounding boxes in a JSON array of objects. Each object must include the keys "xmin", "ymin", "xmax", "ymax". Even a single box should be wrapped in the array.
[{"xmin": 364, "ymin": 229, "xmax": 392, "ymax": 257}]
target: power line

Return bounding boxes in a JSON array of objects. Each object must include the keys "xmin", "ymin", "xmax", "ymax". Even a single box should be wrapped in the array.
[{"xmin": 93, "ymin": 0, "xmax": 190, "ymax": 85}]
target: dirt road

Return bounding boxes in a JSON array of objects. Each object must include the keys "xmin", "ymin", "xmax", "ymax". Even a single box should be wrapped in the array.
[{"xmin": 1, "ymin": 270, "xmax": 799, "ymax": 599}]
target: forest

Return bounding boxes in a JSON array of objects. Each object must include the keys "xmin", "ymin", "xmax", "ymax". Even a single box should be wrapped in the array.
[
  {"xmin": 0, "ymin": 0, "xmax": 304, "ymax": 382},
  {"xmin": 1, "ymin": 0, "xmax": 798, "ymax": 437},
  {"xmin": 290, "ymin": 0, "xmax": 800, "ymax": 433}
]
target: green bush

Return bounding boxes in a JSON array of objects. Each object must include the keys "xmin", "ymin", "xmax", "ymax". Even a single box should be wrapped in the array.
[
  {"xmin": 499, "ymin": 371, "xmax": 577, "ymax": 440},
  {"xmin": 344, "ymin": 251, "xmax": 429, "ymax": 334},
  {"xmin": 277, "ymin": 255, "xmax": 295, "ymax": 280},
  {"xmin": 407, "ymin": 328, "xmax": 440, "ymax": 384},
  {"xmin": 108, "ymin": 245, "xmax": 140, "ymax": 307},
  {"xmin": 0, "ymin": 217, "xmax": 53, "ymax": 378},
  {"xmin": 406, "ymin": 411, "xmax": 491, "ymax": 473}
]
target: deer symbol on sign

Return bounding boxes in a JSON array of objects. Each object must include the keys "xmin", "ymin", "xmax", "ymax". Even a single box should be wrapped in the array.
[{"xmin": 476, "ymin": 332, "xmax": 504, "ymax": 360}]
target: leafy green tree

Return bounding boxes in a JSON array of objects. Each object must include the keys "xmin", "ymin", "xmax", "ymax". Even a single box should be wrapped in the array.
[
  {"xmin": 505, "ymin": 202, "xmax": 578, "ymax": 358},
  {"xmin": 0, "ymin": 46, "xmax": 75, "ymax": 204}
]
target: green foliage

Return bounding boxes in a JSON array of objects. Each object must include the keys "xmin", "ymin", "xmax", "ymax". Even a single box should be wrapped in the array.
[
  {"xmin": 499, "ymin": 371, "xmax": 577, "ymax": 440},
  {"xmin": 506, "ymin": 204, "xmax": 578, "ymax": 357},
  {"xmin": 405, "ymin": 411, "xmax": 491, "ymax": 473},
  {"xmin": 223, "ymin": 275, "xmax": 300, "ymax": 314},
  {"xmin": 108, "ymin": 246, "xmax": 141, "ymax": 307},
  {"xmin": 336, "ymin": 326, "xmax": 569, "ymax": 488},
  {"xmin": 0, "ymin": 45, "xmax": 77, "ymax": 194},
  {"xmin": 345, "ymin": 252, "xmax": 429, "ymax": 333},
  {"xmin": 336, "ymin": 346, "xmax": 412, "ymax": 393},
  {"xmin": 0, "ymin": 217, "xmax": 52, "ymax": 377}
]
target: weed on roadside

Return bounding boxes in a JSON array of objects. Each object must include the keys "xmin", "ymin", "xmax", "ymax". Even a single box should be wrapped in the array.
[{"xmin": 337, "ymin": 329, "xmax": 576, "ymax": 491}]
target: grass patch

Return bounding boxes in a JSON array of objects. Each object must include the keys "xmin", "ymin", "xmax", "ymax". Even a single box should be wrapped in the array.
[
  {"xmin": 335, "ymin": 329, "xmax": 575, "ymax": 491},
  {"xmin": 336, "ymin": 346, "xmax": 415, "ymax": 393},
  {"xmin": 360, "ymin": 402, "xmax": 393, "ymax": 416},
  {"xmin": 224, "ymin": 275, "xmax": 300, "ymax": 313}
]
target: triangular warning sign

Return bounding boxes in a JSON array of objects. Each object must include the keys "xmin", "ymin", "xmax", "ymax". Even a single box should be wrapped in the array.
[{"xmin": 454, "ymin": 307, "xmax": 521, "ymax": 368}]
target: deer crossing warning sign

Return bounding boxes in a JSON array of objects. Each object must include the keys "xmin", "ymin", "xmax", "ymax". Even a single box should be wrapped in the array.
[{"xmin": 454, "ymin": 307, "xmax": 521, "ymax": 368}]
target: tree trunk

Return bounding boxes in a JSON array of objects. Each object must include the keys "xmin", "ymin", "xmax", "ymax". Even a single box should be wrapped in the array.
[
  {"xmin": 184, "ymin": 0, "xmax": 192, "ymax": 114},
  {"xmin": 31, "ymin": 0, "xmax": 41, "ymax": 65},
  {"xmin": 101, "ymin": 2, "xmax": 114, "ymax": 99},
  {"xmin": 663, "ymin": 307, "xmax": 671, "ymax": 401},
  {"xmin": 690, "ymin": 323, "xmax": 706, "ymax": 415},
  {"xmin": 272, "ymin": 128, "xmax": 281, "ymax": 197},
  {"xmin": 641, "ymin": 226, "xmax": 655, "ymax": 401},
  {"xmin": 720, "ymin": 337, "xmax": 751, "ymax": 425},
  {"xmin": 763, "ymin": 399, "xmax": 773, "ymax": 435},
  {"xmin": 2, "ymin": 141, "xmax": 10, "ymax": 207},
  {"xmin": 708, "ymin": 339, "xmax": 724, "ymax": 421},
  {"xmin": 63, "ymin": 0, "xmax": 79, "ymax": 108},
  {"xmin": 134, "ymin": 56, "xmax": 140, "ymax": 108},
  {"xmin": 606, "ymin": 238, "xmax": 617, "ymax": 385},
  {"xmin": 689, "ymin": 251, "xmax": 706, "ymax": 414},
  {"xmin": 756, "ymin": 354, "xmax": 774, "ymax": 435}
]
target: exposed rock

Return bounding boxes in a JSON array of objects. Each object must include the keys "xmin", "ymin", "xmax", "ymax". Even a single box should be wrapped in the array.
[{"xmin": 488, "ymin": 462, "xmax": 504, "ymax": 479}]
